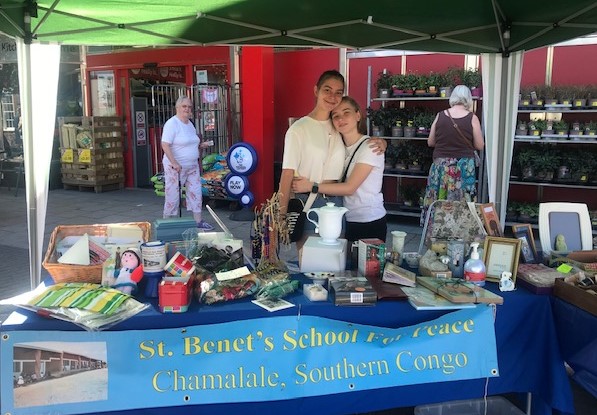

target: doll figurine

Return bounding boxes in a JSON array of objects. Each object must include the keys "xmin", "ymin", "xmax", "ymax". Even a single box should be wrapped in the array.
[
  {"xmin": 554, "ymin": 234, "xmax": 568, "ymax": 252},
  {"xmin": 111, "ymin": 248, "xmax": 143, "ymax": 295}
]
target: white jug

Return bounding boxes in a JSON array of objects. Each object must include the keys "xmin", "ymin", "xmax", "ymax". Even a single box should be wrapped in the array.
[{"xmin": 307, "ymin": 202, "xmax": 348, "ymax": 244}]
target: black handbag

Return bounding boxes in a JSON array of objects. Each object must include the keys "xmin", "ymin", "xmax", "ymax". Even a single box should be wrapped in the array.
[{"xmin": 287, "ymin": 197, "xmax": 307, "ymax": 243}]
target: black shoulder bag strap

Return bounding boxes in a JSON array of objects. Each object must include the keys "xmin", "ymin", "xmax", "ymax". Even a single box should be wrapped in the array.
[{"xmin": 341, "ymin": 137, "xmax": 369, "ymax": 182}]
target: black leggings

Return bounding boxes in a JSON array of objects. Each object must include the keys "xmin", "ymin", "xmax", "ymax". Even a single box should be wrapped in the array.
[{"xmin": 344, "ymin": 216, "xmax": 387, "ymax": 244}]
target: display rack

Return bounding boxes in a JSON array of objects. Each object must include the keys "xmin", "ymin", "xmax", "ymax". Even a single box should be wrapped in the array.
[{"xmin": 58, "ymin": 116, "xmax": 125, "ymax": 193}]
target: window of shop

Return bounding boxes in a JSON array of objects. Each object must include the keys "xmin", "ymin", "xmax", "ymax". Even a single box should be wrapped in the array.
[{"xmin": 90, "ymin": 70, "xmax": 116, "ymax": 116}]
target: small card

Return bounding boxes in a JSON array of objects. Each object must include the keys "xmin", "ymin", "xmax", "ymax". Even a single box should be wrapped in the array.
[
  {"xmin": 556, "ymin": 263, "xmax": 573, "ymax": 273},
  {"xmin": 252, "ymin": 298, "xmax": 295, "ymax": 312},
  {"xmin": 216, "ymin": 266, "xmax": 252, "ymax": 281}
]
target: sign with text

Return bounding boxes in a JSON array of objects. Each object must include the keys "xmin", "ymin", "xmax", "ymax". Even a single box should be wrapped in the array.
[{"xmin": 1, "ymin": 307, "xmax": 498, "ymax": 415}]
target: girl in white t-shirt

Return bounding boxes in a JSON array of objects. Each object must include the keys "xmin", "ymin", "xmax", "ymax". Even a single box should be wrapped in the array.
[
  {"xmin": 279, "ymin": 71, "xmax": 387, "ymax": 248},
  {"xmin": 292, "ymin": 96, "xmax": 387, "ymax": 243}
]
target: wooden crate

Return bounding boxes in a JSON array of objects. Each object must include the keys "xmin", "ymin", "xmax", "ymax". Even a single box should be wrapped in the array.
[
  {"xmin": 59, "ymin": 116, "xmax": 125, "ymax": 191},
  {"xmin": 58, "ymin": 116, "xmax": 123, "ymax": 150}
]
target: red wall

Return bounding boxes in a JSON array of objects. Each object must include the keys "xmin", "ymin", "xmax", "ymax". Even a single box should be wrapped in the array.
[
  {"xmin": 552, "ymin": 44, "xmax": 597, "ymax": 85},
  {"xmin": 273, "ymin": 49, "xmax": 340, "ymax": 161},
  {"xmin": 520, "ymin": 47, "xmax": 548, "ymax": 86}
]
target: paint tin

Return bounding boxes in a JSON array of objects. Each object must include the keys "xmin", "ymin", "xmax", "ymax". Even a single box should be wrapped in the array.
[
  {"xmin": 140, "ymin": 241, "xmax": 167, "ymax": 272},
  {"xmin": 163, "ymin": 252, "xmax": 196, "ymax": 277},
  {"xmin": 142, "ymin": 270, "xmax": 164, "ymax": 298}
]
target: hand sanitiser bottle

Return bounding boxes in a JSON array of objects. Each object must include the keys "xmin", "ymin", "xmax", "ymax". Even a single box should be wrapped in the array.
[{"xmin": 464, "ymin": 242, "xmax": 486, "ymax": 286}]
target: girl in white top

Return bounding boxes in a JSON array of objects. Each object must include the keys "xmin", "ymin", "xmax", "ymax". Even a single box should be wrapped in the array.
[
  {"xmin": 279, "ymin": 71, "xmax": 387, "ymax": 248},
  {"xmin": 292, "ymin": 96, "xmax": 387, "ymax": 243}
]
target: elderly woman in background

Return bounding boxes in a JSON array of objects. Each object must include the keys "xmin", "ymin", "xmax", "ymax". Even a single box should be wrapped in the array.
[
  {"xmin": 420, "ymin": 85, "xmax": 485, "ymax": 226},
  {"xmin": 161, "ymin": 96, "xmax": 214, "ymax": 230}
]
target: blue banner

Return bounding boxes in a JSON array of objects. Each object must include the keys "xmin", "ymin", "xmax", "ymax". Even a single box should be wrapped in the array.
[{"xmin": 1, "ymin": 306, "xmax": 498, "ymax": 415}]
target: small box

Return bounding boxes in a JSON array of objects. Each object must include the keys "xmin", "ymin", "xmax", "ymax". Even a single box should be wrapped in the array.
[
  {"xmin": 158, "ymin": 275, "xmax": 194, "ymax": 313},
  {"xmin": 303, "ymin": 284, "xmax": 328, "ymax": 301},
  {"xmin": 300, "ymin": 236, "xmax": 347, "ymax": 272},
  {"xmin": 358, "ymin": 238, "xmax": 386, "ymax": 278},
  {"xmin": 415, "ymin": 397, "xmax": 524, "ymax": 415}
]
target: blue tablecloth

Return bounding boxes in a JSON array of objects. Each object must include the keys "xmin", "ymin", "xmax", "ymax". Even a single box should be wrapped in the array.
[
  {"xmin": 1, "ymin": 278, "xmax": 574, "ymax": 415},
  {"xmin": 552, "ymin": 296, "xmax": 597, "ymax": 399}
]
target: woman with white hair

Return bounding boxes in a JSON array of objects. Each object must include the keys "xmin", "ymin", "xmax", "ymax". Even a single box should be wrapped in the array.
[{"xmin": 420, "ymin": 85, "xmax": 485, "ymax": 225}]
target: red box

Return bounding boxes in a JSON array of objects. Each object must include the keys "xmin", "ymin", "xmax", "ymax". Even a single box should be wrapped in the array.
[{"xmin": 158, "ymin": 275, "xmax": 194, "ymax": 313}]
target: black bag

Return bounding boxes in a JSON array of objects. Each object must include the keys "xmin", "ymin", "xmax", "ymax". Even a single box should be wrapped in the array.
[{"xmin": 287, "ymin": 197, "xmax": 307, "ymax": 242}]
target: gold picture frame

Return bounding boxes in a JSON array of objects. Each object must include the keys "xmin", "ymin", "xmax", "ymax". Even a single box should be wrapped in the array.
[{"xmin": 483, "ymin": 236, "xmax": 522, "ymax": 282}]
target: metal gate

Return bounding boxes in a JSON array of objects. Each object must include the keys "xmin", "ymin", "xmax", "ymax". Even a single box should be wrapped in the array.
[{"xmin": 149, "ymin": 83, "xmax": 241, "ymax": 174}]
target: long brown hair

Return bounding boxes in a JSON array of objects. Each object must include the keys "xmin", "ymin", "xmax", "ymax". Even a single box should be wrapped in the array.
[{"xmin": 316, "ymin": 70, "xmax": 345, "ymax": 90}]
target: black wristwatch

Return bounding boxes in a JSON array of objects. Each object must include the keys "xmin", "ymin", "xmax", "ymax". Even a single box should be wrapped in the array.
[{"xmin": 311, "ymin": 182, "xmax": 319, "ymax": 194}]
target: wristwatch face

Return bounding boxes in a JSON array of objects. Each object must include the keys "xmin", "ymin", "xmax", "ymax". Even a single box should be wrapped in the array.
[{"xmin": 312, "ymin": 183, "xmax": 318, "ymax": 193}]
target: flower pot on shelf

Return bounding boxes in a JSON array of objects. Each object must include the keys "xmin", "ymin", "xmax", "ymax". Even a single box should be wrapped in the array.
[
  {"xmin": 573, "ymin": 98, "xmax": 587, "ymax": 108},
  {"xmin": 378, "ymin": 89, "xmax": 391, "ymax": 98},
  {"xmin": 404, "ymin": 126, "xmax": 416, "ymax": 138},
  {"xmin": 439, "ymin": 86, "xmax": 452, "ymax": 98},
  {"xmin": 391, "ymin": 126, "xmax": 404, "ymax": 137},
  {"xmin": 371, "ymin": 126, "xmax": 385, "ymax": 137},
  {"xmin": 544, "ymin": 98, "xmax": 558, "ymax": 106}
]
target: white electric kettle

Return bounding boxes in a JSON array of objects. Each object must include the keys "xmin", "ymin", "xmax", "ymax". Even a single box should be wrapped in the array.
[{"xmin": 306, "ymin": 202, "xmax": 348, "ymax": 244}]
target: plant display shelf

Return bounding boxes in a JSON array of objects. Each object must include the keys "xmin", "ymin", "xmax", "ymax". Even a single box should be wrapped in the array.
[
  {"xmin": 377, "ymin": 136, "xmax": 429, "ymax": 141},
  {"xmin": 510, "ymin": 181, "xmax": 597, "ymax": 190},
  {"xmin": 518, "ymin": 108, "xmax": 597, "ymax": 114},
  {"xmin": 514, "ymin": 136, "xmax": 597, "ymax": 143}
]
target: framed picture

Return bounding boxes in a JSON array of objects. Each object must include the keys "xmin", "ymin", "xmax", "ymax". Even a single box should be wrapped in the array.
[
  {"xmin": 482, "ymin": 236, "xmax": 522, "ymax": 282},
  {"xmin": 512, "ymin": 224, "xmax": 538, "ymax": 264}
]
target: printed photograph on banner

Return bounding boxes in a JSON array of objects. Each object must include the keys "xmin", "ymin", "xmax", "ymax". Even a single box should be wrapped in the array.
[{"xmin": 13, "ymin": 342, "xmax": 108, "ymax": 407}]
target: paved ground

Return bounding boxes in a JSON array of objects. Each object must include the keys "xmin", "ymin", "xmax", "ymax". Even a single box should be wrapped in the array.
[{"xmin": 0, "ymin": 186, "xmax": 423, "ymax": 315}]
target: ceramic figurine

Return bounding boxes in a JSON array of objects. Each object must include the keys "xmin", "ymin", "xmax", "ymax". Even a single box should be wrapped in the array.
[
  {"xmin": 554, "ymin": 234, "xmax": 568, "ymax": 252},
  {"xmin": 499, "ymin": 271, "xmax": 515, "ymax": 292}
]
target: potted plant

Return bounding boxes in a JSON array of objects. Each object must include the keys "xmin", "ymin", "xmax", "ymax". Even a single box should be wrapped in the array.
[
  {"xmin": 571, "ymin": 85, "xmax": 589, "ymax": 108},
  {"xmin": 516, "ymin": 119, "xmax": 528, "ymax": 136},
  {"xmin": 385, "ymin": 143, "xmax": 400, "ymax": 170},
  {"xmin": 587, "ymin": 86, "xmax": 597, "ymax": 107},
  {"xmin": 552, "ymin": 120, "xmax": 569, "ymax": 138},
  {"xmin": 528, "ymin": 119, "xmax": 545, "ymax": 137},
  {"xmin": 394, "ymin": 141, "xmax": 410, "ymax": 170},
  {"xmin": 376, "ymin": 71, "xmax": 393, "ymax": 98},
  {"xmin": 403, "ymin": 73, "xmax": 418, "ymax": 95},
  {"xmin": 505, "ymin": 201, "xmax": 521, "ymax": 223},
  {"xmin": 414, "ymin": 74, "xmax": 429, "ymax": 96},
  {"xmin": 533, "ymin": 147, "xmax": 560, "ymax": 181},
  {"xmin": 517, "ymin": 203, "xmax": 539, "ymax": 224},
  {"xmin": 391, "ymin": 74, "xmax": 407, "ymax": 96},
  {"xmin": 584, "ymin": 120, "xmax": 597, "ymax": 136},
  {"xmin": 515, "ymin": 147, "xmax": 538, "ymax": 179},
  {"xmin": 463, "ymin": 68, "xmax": 482, "ymax": 96},
  {"xmin": 414, "ymin": 111, "xmax": 435, "ymax": 137},
  {"xmin": 404, "ymin": 119, "xmax": 416, "ymax": 137},
  {"xmin": 543, "ymin": 86, "xmax": 558, "ymax": 106},
  {"xmin": 555, "ymin": 149, "xmax": 574, "ymax": 182},
  {"xmin": 519, "ymin": 86, "xmax": 533, "ymax": 107},
  {"xmin": 367, "ymin": 106, "xmax": 397, "ymax": 136},
  {"xmin": 426, "ymin": 72, "xmax": 443, "ymax": 95},
  {"xmin": 400, "ymin": 184, "xmax": 424, "ymax": 207},
  {"xmin": 391, "ymin": 119, "xmax": 404, "ymax": 137}
]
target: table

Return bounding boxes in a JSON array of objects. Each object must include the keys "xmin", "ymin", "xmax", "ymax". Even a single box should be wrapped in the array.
[
  {"xmin": 1, "ymin": 279, "xmax": 574, "ymax": 415},
  {"xmin": 552, "ymin": 296, "xmax": 597, "ymax": 398}
]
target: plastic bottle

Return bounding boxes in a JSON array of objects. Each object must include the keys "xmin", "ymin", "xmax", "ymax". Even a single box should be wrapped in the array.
[{"xmin": 464, "ymin": 242, "xmax": 486, "ymax": 286}]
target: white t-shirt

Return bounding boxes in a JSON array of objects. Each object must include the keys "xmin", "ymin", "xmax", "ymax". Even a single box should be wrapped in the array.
[
  {"xmin": 161, "ymin": 116, "xmax": 200, "ymax": 168},
  {"xmin": 282, "ymin": 116, "xmax": 345, "ymax": 182},
  {"xmin": 343, "ymin": 136, "xmax": 386, "ymax": 222}
]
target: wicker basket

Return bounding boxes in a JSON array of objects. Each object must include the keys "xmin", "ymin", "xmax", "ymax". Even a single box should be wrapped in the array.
[{"xmin": 43, "ymin": 222, "xmax": 151, "ymax": 283}]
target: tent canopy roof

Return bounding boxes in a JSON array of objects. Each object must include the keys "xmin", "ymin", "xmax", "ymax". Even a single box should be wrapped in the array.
[{"xmin": 1, "ymin": 0, "xmax": 596, "ymax": 54}]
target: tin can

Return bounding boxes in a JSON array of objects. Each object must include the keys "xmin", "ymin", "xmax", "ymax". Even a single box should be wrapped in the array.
[{"xmin": 140, "ymin": 241, "xmax": 167, "ymax": 272}]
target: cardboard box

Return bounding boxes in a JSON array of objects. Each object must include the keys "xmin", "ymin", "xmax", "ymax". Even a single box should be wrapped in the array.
[
  {"xmin": 553, "ymin": 278, "xmax": 597, "ymax": 316},
  {"xmin": 358, "ymin": 238, "xmax": 386, "ymax": 278}
]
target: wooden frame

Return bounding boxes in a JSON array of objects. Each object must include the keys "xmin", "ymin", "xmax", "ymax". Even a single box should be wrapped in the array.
[
  {"xmin": 512, "ymin": 224, "xmax": 539, "ymax": 264},
  {"xmin": 482, "ymin": 236, "xmax": 522, "ymax": 282}
]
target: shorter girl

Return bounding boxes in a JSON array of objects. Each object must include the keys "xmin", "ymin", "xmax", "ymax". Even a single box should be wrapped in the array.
[{"xmin": 292, "ymin": 96, "xmax": 387, "ymax": 243}]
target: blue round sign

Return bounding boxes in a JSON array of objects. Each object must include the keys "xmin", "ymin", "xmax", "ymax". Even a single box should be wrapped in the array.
[
  {"xmin": 226, "ymin": 142, "xmax": 258, "ymax": 176},
  {"xmin": 239, "ymin": 191, "xmax": 255, "ymax": 208},
  {"xmin": 224, "ymin": 173, "xmax": 250, "ymax": 198}
]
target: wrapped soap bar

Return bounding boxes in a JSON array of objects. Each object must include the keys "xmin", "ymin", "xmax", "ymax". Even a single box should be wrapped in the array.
[{"xmin": 303, "ymin": 283, "xmax": 328, "ymax": 301}]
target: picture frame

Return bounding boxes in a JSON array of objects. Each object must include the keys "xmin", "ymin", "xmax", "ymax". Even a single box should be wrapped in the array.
[
  {"xmin": 482, "ymin": 236, "xmax": 522, "ymax": 282},
  {"xmin": 511, "ymin": 224, "xmax": 538, "ymax": 264}
]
